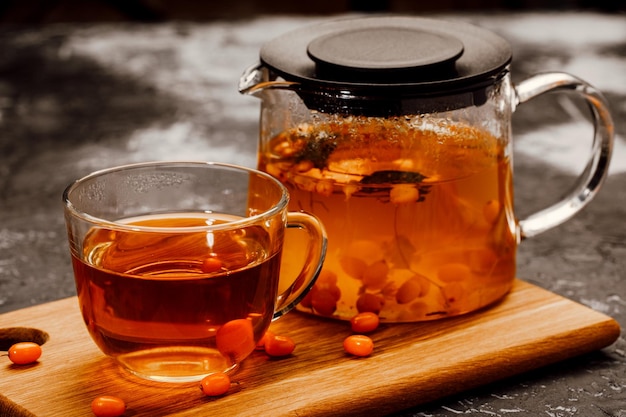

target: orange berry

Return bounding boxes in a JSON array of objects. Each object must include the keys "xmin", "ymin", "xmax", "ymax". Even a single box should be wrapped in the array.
[
  {"xmin": 361, "ymin": 260, "xmax": 389, "ymax": 290},
  {"xmin": 317, "ymin": 269, "xmax": 338, "ymax": 285},
  {"xmin": 483, "ymin": 199, "xmax": 501, "ymax": 224},
  {"xmin": 343, "ymin": 335, "xmax": 374, "ymax": 357},
  {"xmin": 264, "ymin": 334, "xmax": 296, "ymax": 357},
  {"xmin": 350, "ymin": 312, "xmax": 380, "ymax": 333},
  {"xmin": 200, "ymin": 373, "xmax": 231, "ymax": 397},
  {"xmin": 356, "ymin": 293, "xmax": 384, "ymax": 314},
  {"xmin": 396, "ymin": 274, "xmax": 430, "ymax": 304},
  {"xmin": 90, "ymin": 396, "xmax": 126, "ymax": 417},
  {"xmin": 216, "ymin": 319, "xmax": 256, "ymax": 361},
  {"xmin": 7, "ymin": 342, "xmax": 42, "ymax": 365},
  {"xmin": 299, "ymin": 286, "xmax": 316, "ymax": 308},
  {"xmin": 294, "ymin": 160, "xmax": 314, "ymax": 173},
  {"xmin": 442, "ymin": 282, "xmax": 465, "ymax": 305},
  {"xmin": 311, "ymin": 288, "xmax": 338, "ymax": 316},
  {"xmin": 345, "ymin": 240, "xmax": 382, "ymax": 262},
  {"xmin": 202, "ymin": 257, "xmax": 223, "ymax": 273},
  {"xmin": 300, "ymin": 271, "xmax": 339, "ymax": 310},
  {"xmin": 340, "ymin": 256, "xmax": 367, "ymax": 279},
  {"xmin": 322, "ymin": 282, "xmax": 342, "ymax": 301}
]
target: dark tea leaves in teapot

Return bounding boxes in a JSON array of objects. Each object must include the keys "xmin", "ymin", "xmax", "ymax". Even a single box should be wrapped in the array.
[{"xmin": 359, "ymin": 170, "xmax": 426, "ymax": 184}]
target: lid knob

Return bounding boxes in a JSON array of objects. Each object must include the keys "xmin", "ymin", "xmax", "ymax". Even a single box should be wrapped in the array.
[{"xmin": 307, "ymin": 27, "xmax": 464, "ymax": 83}]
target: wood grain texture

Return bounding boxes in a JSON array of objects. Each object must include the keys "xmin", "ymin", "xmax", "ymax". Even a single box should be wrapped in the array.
[{"xmin": 0, "ymin": 279, "xmax": 620, "ymax": 417}]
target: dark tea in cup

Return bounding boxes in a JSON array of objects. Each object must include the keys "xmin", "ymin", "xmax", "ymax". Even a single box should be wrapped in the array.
[{"xmin": 64, "ymin": 162, "xmax": 326, "ymax": 382}]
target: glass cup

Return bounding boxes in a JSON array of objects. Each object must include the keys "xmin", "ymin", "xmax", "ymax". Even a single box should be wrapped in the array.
[{"xmin": 63, "ymin": 161, "xmax": 327, "ymax": 383}]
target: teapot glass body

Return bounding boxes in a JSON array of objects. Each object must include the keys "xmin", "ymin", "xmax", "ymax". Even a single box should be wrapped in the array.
[{"xmin": 240, "ymin": 17, "xmax": 613, "ymax": 322}]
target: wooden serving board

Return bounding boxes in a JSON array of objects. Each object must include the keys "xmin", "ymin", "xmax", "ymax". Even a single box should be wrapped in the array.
[{"xmin": 0, "ymin": 279, "xmax": 620, "ymax": 417}]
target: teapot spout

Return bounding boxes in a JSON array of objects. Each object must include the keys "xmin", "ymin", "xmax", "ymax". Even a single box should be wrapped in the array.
[{"xmin": 239, "ymin": 63, "xmax": 298, "ymax": 96}]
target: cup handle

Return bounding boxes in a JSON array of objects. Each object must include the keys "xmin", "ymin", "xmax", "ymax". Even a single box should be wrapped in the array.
[
  {"xmin": 514, "ymin": 72, "xmax": 614, "ymax": 239},
  {"xmin": 273, "ymin": 212, "xmax": 327, "ymax": 320}
]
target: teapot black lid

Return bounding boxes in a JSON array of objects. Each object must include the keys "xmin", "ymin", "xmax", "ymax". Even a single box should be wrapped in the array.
[{"xmin": 259, "ymin": 16, "xmax": 512, "ymax": 113}]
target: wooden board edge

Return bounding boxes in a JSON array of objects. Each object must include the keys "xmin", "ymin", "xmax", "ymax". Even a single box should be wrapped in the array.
[
  {"xmin": 289, "ymin": 309, "xmax": 622, "ymax": 417},
  {"xmin": 1, "ymin": 279, "xmax": 622, "ymax": 417}
]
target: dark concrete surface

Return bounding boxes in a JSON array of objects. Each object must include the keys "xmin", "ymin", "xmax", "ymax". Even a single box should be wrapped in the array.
[{"xmin": 0, "ymin": 12, "xmax": 624, "ymax": 416}]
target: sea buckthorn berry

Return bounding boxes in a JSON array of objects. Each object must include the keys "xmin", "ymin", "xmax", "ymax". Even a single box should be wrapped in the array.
[
  {"xmin": 200, "ymin": 372, "xmax": 231, "ymax": 397},
  {"xmin": 264, "ymin": 334, "xmax": 296, "ymax": 357},
  {"xmin": 346, "ymin": 240, "xmax": 383, "ymax": 263},
  {"xmin": 410, "ymin": 301, "xmax": 428, "ymax": 316},
  {"xmin": 442, "ymin": 282, "xmax": 466, "ymax": 305},
  {"xmin": 339, "ymin": 256, "xmax": 367, "ymax": 279},
  {"xmin": 343, "ymin": 335, "xmax": 374, "ymax": 357},
  {"xmin": 317, "ymin": 269, "xmax": 338, "ymax": 285},
  {"xmin": 320, "ymin": 282, "xmax": 341, "ymax": 301},
  {"xmin": 299, "ymin": 286, "xmax": 316, "ymax": 308},
  {"xmin": 340, "ymin": 241, "xmax": 384, "ymax": 279},
  {"xmin": 265, "ymin": 163, "xmax": 283, "ymax": 179},
  {"xmin": 311, "ymin": 288, "xmax": 338, "ymax": 316},
  {"xmin": 90, "ymin": 396, "xmax": 126, "ymax": 417},
  {"xmin": 356, "ymin": 293, "xmax": 384, "ymax": 315},
  {"xmin": 350, "ymin": 312, "xmax": 380, "ymax": 333},
  {"xmin": 294, "ymin": 174, "xmax": 317, "ymax": 192},
  {"xmin": 361, "ymin": 260, "xmax": 389, "ymax": 290},
  {"xmin": 7, "ymin": 342, "xmax": 42, "ymax": 365},
  {"xmin": 398, "ymin": 301, "xmax": 428, "ymax": 320},
  {"xmin": 201, "ymin": 257, "xmax": 223, "ymax": 273},
  {"xmin": 302, "ymin": 279, "xmax": 340, "ymax": 310},
  {"xmin": 294, "ymin": 160, "xmax": 314, "ymax": 173},
  {"xmin": 483, "ymin": 199, "xmax": 501, "ymax": 224},
  {"xmin": 396, "ymin": 275, "xmax": 430, "ymax": 304},
  {"xmin": 380, "ymin": 281, "xmax": 397, "ymax": 298},
  {"xmin": 216, "ymin": 319, "xmax": 256, "ymax": 361}
]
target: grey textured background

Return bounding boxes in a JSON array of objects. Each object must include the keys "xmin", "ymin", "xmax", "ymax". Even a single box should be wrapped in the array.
[{"xmin": 0, "ymin": 11, "xmax": 624, "ymax": 417}]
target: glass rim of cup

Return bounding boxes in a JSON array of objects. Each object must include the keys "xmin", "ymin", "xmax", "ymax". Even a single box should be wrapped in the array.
[{"xmin": 62, "ymin": 160, "xmax": 290, "ymax": 233}]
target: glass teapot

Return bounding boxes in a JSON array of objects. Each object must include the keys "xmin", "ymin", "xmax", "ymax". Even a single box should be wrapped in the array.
[{"xmin": 239, "ymin": 16, "xmax": 613, "ymax": 322}]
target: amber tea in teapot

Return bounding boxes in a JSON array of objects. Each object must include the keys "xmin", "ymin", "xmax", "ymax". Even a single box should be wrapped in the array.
[
  {"xmin": 260, "ymin": 115, "xmax": 515, "ymax": 321},
  {"xmin": 241, "ymin": 16, "xmax": 613, "ymax": 322}
]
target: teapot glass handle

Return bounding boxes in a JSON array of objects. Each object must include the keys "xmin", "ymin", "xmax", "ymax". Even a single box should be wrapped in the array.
[{"xmin": 514, "ymin": 72, "xmax": 614, "ymax": 239}]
